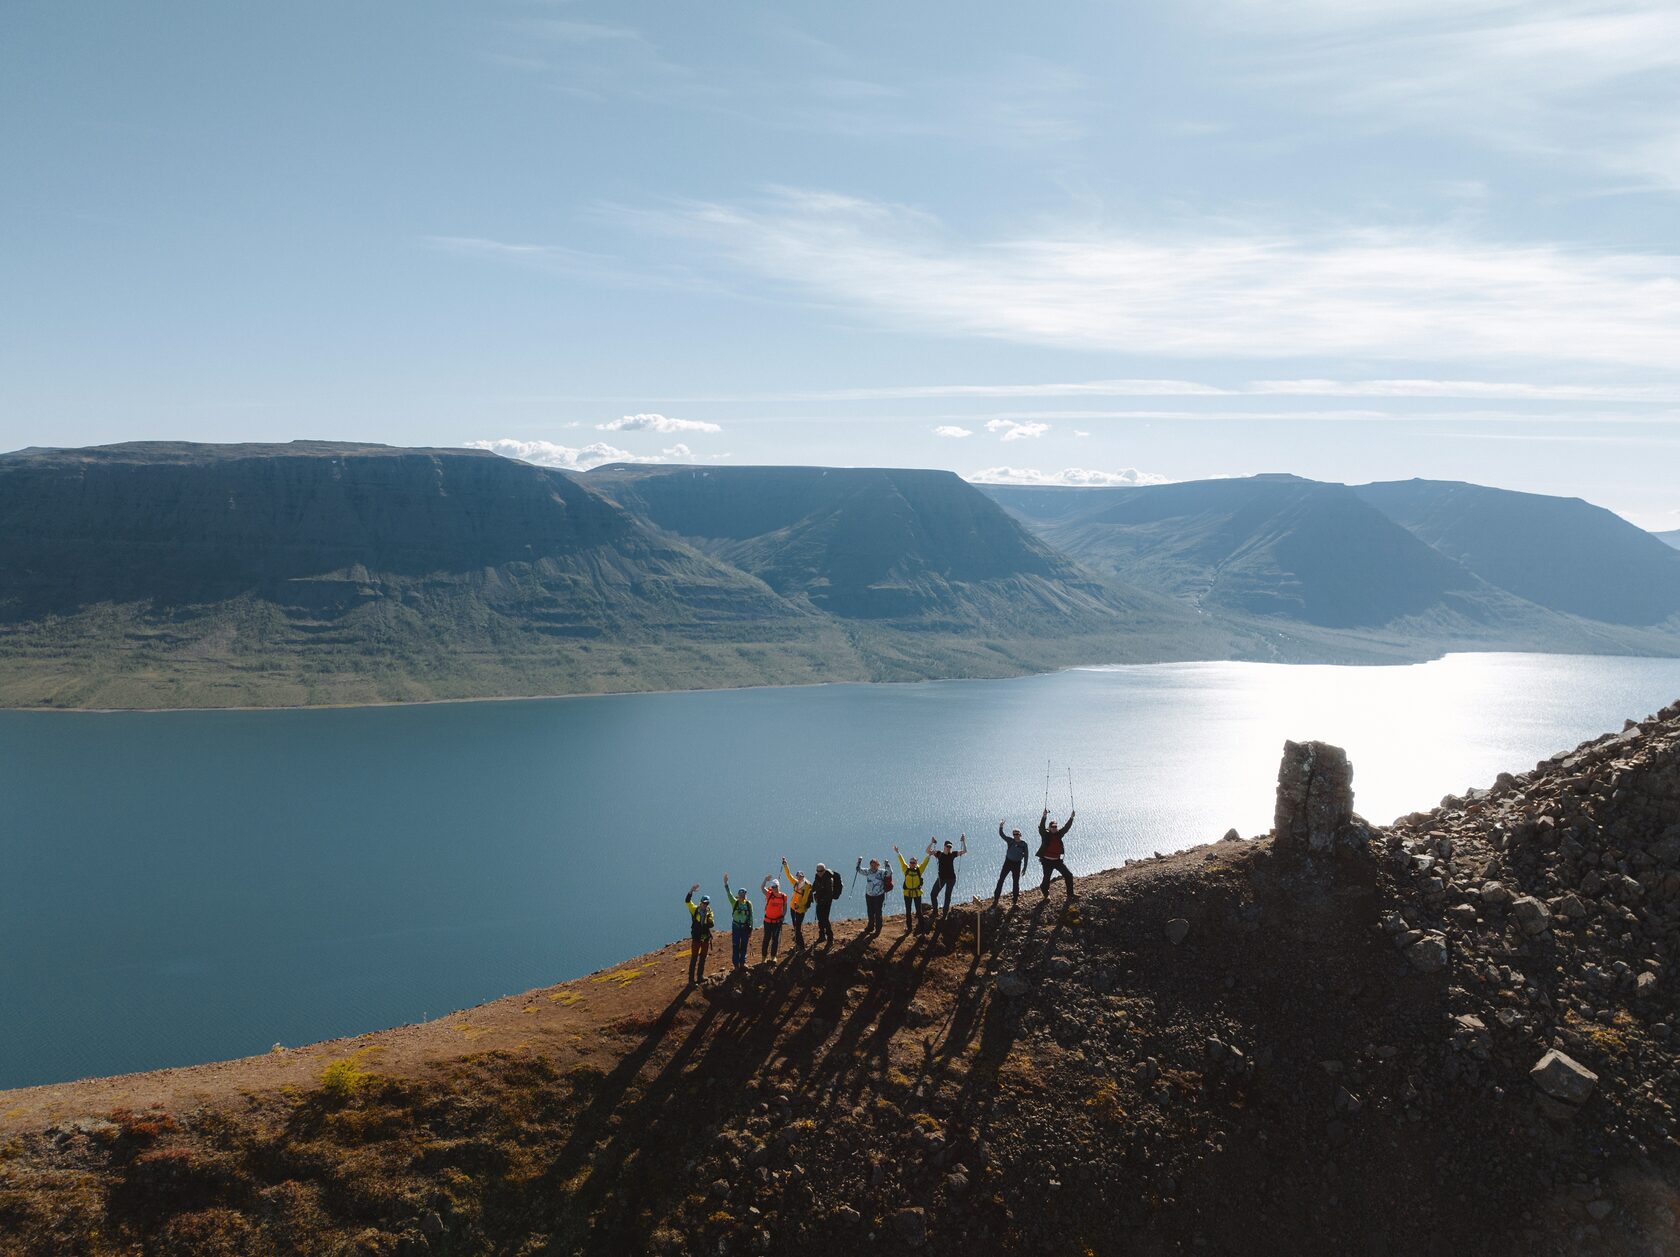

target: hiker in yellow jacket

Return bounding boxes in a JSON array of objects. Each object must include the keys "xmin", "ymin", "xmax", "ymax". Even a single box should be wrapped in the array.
[
  {"xmin": 892, "ymin": 844, "xmax": 931, "ymax": 933},
  {"xmin": 781, "ymin": 857, "xmax": 815, "ymax": 951},
  {"xmin": 684, "ymin": 884, "xmax": 715, "ymax": 984}
]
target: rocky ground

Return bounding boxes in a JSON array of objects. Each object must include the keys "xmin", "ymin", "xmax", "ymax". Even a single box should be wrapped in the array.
[{"xmin": 4, "ymin": 700, "xmax": 1680, "ymax": 1256}]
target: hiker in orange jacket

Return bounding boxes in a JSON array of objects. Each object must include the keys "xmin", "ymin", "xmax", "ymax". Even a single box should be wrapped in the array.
[{"xmin": 760, "ymin": 874, "xmax": 790, "ymax": 960}]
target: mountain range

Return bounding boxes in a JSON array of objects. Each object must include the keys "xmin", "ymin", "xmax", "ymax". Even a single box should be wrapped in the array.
[{"xmin": 1, "ymin": 441, "xmax": 1676, "ymax": 707}]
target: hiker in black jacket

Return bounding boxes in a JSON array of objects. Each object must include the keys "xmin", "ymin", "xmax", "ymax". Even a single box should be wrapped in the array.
[
  {"xmin": 928, "ymin": 834, "xmax": 967, "ymax": 918},
  {"xmin": 1038, "ymin": 807, "xmax": 1076, "ymax": 900},
  {"xmin": 811, "ymin": 862, "xmax": 843, "ymax": 944},
  {"xmin": 993, "ymin": 821, "xmax": 1031, "ymax": 907}
]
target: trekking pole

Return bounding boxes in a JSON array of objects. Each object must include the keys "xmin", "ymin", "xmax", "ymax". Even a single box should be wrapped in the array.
[
  {"xmin": 1043, "ymin": 759, "xmax": 1051, "ymax": 812},
  {"xmin": 1067, "ymin": 765, "xmax": 1075, "ymax": 812}
]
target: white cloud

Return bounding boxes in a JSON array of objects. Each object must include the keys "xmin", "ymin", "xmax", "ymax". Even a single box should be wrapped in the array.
[
  {"xmin": 1073, "ymin": 430, "xmax": 1091, "ymax": 438},
  {"xmin": 986, "ymin": 418, "xmax": 1050, "ymax": 441},
  {"xmin": 932, "ymin": 425, "xmax": 973, "ymax": 438},
  {"xmin": 970, "ymin": 466, "xmax": 1172, "ymax": 487},
  {"xmin": 467, "ymin": 438, "xmax": 729, "ymax": 470},
  {"xmin": 467, "ymin": 438, "xmax": 654, "ymax": 471},
  {"xmin": 598, "ymin": 413, "xmax": 723, "ymax": 434},
  {"xmin": 647, "ymin": 189, "xmax": 1680, "ymax": 369}
]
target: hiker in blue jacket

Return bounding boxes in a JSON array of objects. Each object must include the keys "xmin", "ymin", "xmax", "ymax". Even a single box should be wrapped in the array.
[
  {"xmin": 993, "ymin": 821, "xmax": 1031, "ymax": 907},
  {"xmin": 856, "ymin": 857, "xmax": 888, "ymax": 935}
]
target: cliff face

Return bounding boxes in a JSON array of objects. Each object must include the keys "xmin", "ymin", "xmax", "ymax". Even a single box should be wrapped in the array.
[
  {"xmin": 0, "ymin": 442, "xmax": 785, "ymax": 624},
  {"xmin": 5, "ymin": 702, "xmax": 1680, "ymax": 1257}
]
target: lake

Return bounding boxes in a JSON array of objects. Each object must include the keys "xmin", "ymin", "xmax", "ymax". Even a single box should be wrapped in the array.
[{"xmin": 4, "ymin": 652, "xmax": 1680, "ymax": 1090}]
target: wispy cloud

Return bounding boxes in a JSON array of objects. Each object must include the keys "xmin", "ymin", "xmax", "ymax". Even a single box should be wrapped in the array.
[
  {"xmin": 791, "ymin": 379, "xmax": 1233, "ymax": 401},
  {"xmin": 781, "ymin": 377, "xmax": 1680, "ymax": 403},
  {"xmin": 986, "ymin": 418, "xmax": 1050, "ymax": 441},
  {"xmin": 932, "ymin": 425, "xmax": 973, "ymax": 438},
  {"xmin": 1222, "ymin": 0, "xmax": 1680, "ymax": 191},
  {"xmin": 598, "ymin": 413, "xmax": 722, "ymax": 434},
  {"xmin": 643, "ymin": 189, "xmax": 1680, "ymax": 368},
  {"xmin": 1245, "ymin": 379, "xmax": 1680, "ymax": 402},
  {"xmin": 941, "ymin": 407, "xmax": 1680, "ymax": 424},
  {"xmin": 970, "ymin": 466, "xmax": 1171, "ymax": 487}
]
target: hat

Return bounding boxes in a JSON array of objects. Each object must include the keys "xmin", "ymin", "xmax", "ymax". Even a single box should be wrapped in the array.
[
  {"xmin": 770, "ymin": 879, "xmax": 780, "ymax": 891},
  {"xmin": 700, "ymin": 895, "xmax": 710, "ymax": 904}
]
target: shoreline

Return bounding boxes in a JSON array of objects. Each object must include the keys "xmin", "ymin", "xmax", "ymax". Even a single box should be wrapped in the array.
[{"xmin": 0, "ymin": 643, "xmax": 1638, "ymax": 716}]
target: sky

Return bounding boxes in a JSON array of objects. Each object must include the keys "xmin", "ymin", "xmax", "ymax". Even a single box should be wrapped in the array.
[{"xmin": 3, "ymin": 1, "xmax": 1678, "ymax": 528}]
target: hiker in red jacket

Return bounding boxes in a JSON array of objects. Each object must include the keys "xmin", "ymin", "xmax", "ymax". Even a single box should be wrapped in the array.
[
  {"xmin": 1038, "ymin": 807, "xmax": 1076, "ymax": 900},
  {"xmin": 760, "ymin": 875, "xmax": 789, "ymax": 960}
]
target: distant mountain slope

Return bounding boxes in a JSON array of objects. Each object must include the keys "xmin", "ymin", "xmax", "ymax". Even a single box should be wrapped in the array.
[
  {"xmin": 1355, "ymin": 479, "xmax": 1680, "ymax": 626},
  {"xmin": 0, "ymin": 442, "xmax": 793, "ymax": 628},
  {"xmin": 0, "ymin": 443, "xmax": 874, "ymax": 707},
  {"xmin": 585, "ymin": 465, "xmax": 1193, "ymax": 638},
  {"xmin": 1651, "ymin": 528, "xmax": 1680, "ymax": 551},
  {"xmin": 986, "ymin": 474, "xmax": 1494, "ymax": 630},
  {"xmin": 0, "ymin": 445, "xmax": 1229, "ymax": 709}
]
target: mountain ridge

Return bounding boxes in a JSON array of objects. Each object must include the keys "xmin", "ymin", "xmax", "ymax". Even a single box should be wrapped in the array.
[
  {"xmin": 1, "ymin": 445, "xmax": 1675, "ymax": 709},
  {"xmin": 0, "ymin": 444, "xmax": 1235, "ymax": 708}
]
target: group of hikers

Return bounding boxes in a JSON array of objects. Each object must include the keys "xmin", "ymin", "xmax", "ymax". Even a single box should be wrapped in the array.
[{"xmin": 682, "ymin": 807, "xmax": 1076, "ymax": 983}]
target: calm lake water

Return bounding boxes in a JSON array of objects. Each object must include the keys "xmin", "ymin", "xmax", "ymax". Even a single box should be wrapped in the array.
[{"xmin": 5, "ymin": 652, "xmax": 1680, "ymax": 1089}]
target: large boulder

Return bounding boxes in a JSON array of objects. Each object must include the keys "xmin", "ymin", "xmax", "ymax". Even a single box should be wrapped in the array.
[{"xmin": 1273, "ymin": 741, "xmax": 1366, "ymax": 857}]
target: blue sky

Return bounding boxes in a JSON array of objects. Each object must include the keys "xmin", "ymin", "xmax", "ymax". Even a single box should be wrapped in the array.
[{"xmin": 4, "ymin": 1, "xmax": 1678, "ymax": 526}]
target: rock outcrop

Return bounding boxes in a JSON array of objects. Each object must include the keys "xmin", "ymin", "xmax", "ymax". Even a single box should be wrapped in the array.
[{"xmin": 1272, "ymin": 739, "xmax": 1368, "ymax": 858}]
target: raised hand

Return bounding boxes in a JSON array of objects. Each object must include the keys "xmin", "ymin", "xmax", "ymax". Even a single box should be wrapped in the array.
[{"xmin": 689, "ymin": 882, "xmax": 699, "ymax": 894}]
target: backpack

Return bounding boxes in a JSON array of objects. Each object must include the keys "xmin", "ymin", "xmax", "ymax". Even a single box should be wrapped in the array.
[
  {"xmin": 829, "ymin": 869, "xmax": 844, "ymax": 898},
  {"xmin": 882, "ymin": 868, "xmax": 895, "ymax": 894}
]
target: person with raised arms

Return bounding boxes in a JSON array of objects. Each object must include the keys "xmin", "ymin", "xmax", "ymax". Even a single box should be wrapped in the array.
[
  {"xmin": 781, "ymin": 858, "xmax": 813, "ymax": 950},
  {"xmin": 722, "ymin": 872, "xmax": 755, "ymax": 970},
  {"xmin": 760, "ymin": 873, "xmax": 789, "ymax": 961},
  {"xmin": 684, "ymin": 884, "xmax": 715, "ymax": 984},
  {"xmin": 1037, "ymin": 807, "xmax": 1077, "ymax": 901},
  {"xmin": 993, "ymin": 821, "xmax": 1031, "ymax": 907},
  {"xmin": 927, "ymin": 834, "xmax": 967, "ymax": 919},
  {"xmin": 893, "ymin": 843, "xmax": 930, "ymax": 933}
]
